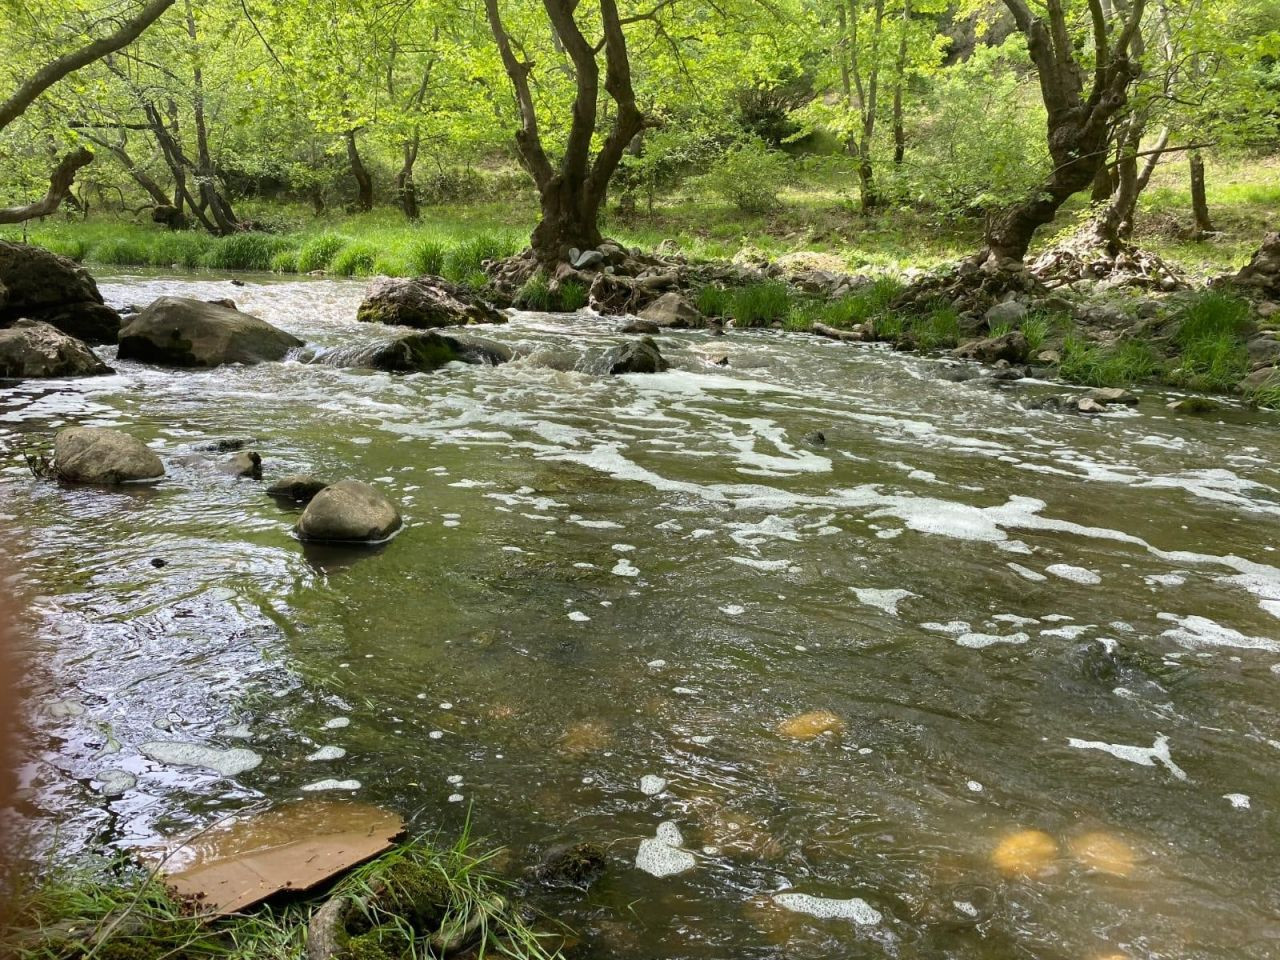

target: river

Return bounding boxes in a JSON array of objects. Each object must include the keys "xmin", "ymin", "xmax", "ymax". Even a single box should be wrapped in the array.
[{"xmin": 3, "ymin": 272, "xmax": 1279, "ymax": 959}]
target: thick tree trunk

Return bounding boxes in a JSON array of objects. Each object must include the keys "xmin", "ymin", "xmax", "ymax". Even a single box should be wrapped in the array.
[
  {"xmin": 530, "ymin": 178, "xmax": 605, "ymax": 265},
  {"xmin": 1189, "ymin": 150, "xmax": 1214, "ymax": 239},
  {"xmin": 345, "ymin": 130, "xmax": 374, "ymax": 213}
]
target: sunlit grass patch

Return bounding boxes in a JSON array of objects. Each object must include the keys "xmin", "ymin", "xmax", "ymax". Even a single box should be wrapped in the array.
[{"xmin": 1060, "ymin": 334, "xmax": 1162, "ymax": 386}]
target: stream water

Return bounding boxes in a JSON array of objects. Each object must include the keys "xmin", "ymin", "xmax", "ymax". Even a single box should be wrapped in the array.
[{"xmin": 3, "ymin": 272, "xmax": 1280, "ymax": 959}]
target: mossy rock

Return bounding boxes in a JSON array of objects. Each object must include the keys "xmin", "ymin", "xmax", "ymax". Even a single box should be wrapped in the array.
[{"xmin": 340, "ymin": 923, "xmax": 414, "ymax": 960}]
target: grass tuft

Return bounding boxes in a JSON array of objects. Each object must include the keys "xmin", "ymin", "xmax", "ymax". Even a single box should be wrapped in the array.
[
  {"xmin": 330, "ymin": 241, "xmax": 380, "ymax": 277},
  {"xmin": 1060, "ymin": 334, "xmax": 1161, "ymax": 386},
  {"xmin": 730, "ymin": 281, "xmax": 792, "ymax": 327},
  {"xmin": 559, "ymin": 280, "xmax": 587, "ymax": 312},
  {"xmin": 407, "ymin": 237, "xmax": 447, "ymax": 276},
  {"xmin": 442, "ymin": 231, "xmax": 521, "ymax": 283},
  {"xmin": 296, "ymin": 233, "xmax": 350, "ymax": 273},
  {"xmin": 695, "ymin": 285, "xmax": 733, "ymax": 318},
  {"xmin": 1166, "ymin": 290, "xmax": 1252, "ymax": 391},
  {"xmin": 201, "ymin": 233, "xmax": 289, "ymax": 271}
]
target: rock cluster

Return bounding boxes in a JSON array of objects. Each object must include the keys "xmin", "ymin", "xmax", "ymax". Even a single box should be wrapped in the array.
[{"xmin": 0, "ymin": 240, "xmax": 122, "ymax": 343}]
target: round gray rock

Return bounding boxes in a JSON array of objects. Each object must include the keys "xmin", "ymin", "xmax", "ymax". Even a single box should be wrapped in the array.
[
  {"xmin": 296, "ymin": 480, "xmax": 402, "ymax": 543},
  {"xmin": 53, "ymin": 427, "xmax": 164, "ymax": 484},
  {"xmin": 0, "ymin": 319, "xmax": 111, "ymax": 378},
  {"xmin": 118, "ymin": 296, "xmax": 302, "ymax": 367}
]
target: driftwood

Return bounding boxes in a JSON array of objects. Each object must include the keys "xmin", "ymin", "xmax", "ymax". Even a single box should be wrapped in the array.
[{"xmin": 812, "ymin": 321, "xmax": 866, "ymax": 342}]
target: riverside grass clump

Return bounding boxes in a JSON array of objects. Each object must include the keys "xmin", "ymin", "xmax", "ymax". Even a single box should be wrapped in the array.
[
  {"xmin": 1166, "ymin": 290, "xmax": 1253, "ymax": 392},
  {"xmin": 1059, "ymin": 334, "xmax": 1163, "ymax": 387},
  {"xmin": 1, "ymin": 833, "xmax": 563, "ymax": 960}
]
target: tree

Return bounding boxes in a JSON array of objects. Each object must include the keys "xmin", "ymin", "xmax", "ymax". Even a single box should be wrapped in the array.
[
  {"xmin": 484, "ymin": 0, "xmax": 649, "ymax": 266},
  {"xmin": 981, "ymin": 0, "xmax": 1147, "ymax": 262},
  {"xmin": 0, "ymin": 0, "xmax": 176, "ymax": 224}
]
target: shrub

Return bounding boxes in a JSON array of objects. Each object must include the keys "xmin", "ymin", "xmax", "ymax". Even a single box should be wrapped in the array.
[
  {"xmin": 408, "ymin": 237, "xmax": 447, "ymax": 276},
  {"xmin": 330, "ymin": 241, "xmax": 380, "ymax": 277},
  {"xmin": 296, "ymin": 233, "xmax": 350, "ymax": 272},
  {"xmin": 202, "ymin": 232, "xmax": 288, "ymax": 271},
  {"xmin": 696, "ymin": 285, "xmax": 733, "ymax": 318},
  {"xmin": 699, "ymin": 139, "xmax": 789, "ymax": 213},
  {"xmin": 559, "ymin": 280, "xmax": 587, "ymax": 312},
  {"xmin": 730, "ymin": 281, "xmax": 791, "ymax": 327}
]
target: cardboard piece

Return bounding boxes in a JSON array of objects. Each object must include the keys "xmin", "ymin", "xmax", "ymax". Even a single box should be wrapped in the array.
[{"xmin": 162, "ymin": 800, "xmax": 404, "ymax": 915}]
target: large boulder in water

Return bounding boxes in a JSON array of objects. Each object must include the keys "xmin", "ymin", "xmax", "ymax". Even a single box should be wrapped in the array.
[
  {"xmin": 296, "ymin": 480, "xmax": 402, "ymax": 543},
  {"xmin": 0, "ymin": 240, "xmax": 122, "ymax": 344},
  {"xmin": 0, "ymin": 320, "xmax": 111, "ymax": 379},
  {"xmin": 356, "ymin": 277, "xmax": 504, "ymax": 328},
  {"xmin": 603, "ymin": 336, "xmax": 669, "ymax": 374},
  {"xmin": 318, "ymin": 331, "xmax": 512, "ymax": 373},
  {"xmin": 118, "ymin": 296, "xmax": 302, "ymax": 367},
  {"xmin": 53, "ymin": 427, "xmax": 164, "ymax": 484}
]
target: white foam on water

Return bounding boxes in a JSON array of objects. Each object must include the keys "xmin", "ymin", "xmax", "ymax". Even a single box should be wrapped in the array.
[
  {"xmin": 612, "ymin": 543, "xmax": 636, "ymax": 552},
  {"xmin": 323, "ymin": 717, "xmax": 350, "ymax": 729},
  {"xmin": 1067, "ymin": 733, "xmax": 1187, "ymax": 780},
  {"xmin": 922, "ymin": 621, "xmax": 970, "ymax": 636},
  {"xmin": 140, "ymin": 742, "xmax": 262, "ymax": 776},
  {"xmin": 729, "ymin": 557, "xmax": 792, "ymax": 571},
  {"xmin": 1223, "ymin": 793, "xmax": 1251, "ymax": 809},
  {"xmin": 636, "ymin": 821, "xmax": 697, "ymax": 877},
  {"xmin": 640, "ymin": 774, "xmax": 668, "ymax": 796},
  {"xmin": 956, "ymin": 632, "xmax": 1029, "ymax": 649},
  {"xmin": 429, "ymin": 730, "xmax": 444, "ymax": 739},
  {"xmin": 852, "ymin": 588, "xmax": 916, "ymax": 617},
  {"xmin": 1145, "ymin": 572, "xmax": 1188, "ymax": 586},
  {"xmin": 647, "ymin": 659, "xmax": 667, "ymax": 669},
  {"xmin": 448, "ymin": 793, "xmax": 464, "ymax": 802},
  {"xmin": 966, "ymin": 780, "xmax": 983, "ymax": 792},
  {"xmin": 1046, "ymin": 564, "xmax": 1102, "ymax": 585},
  {"xmin": 1157, "ymin": 613, "xmax": 1280, "ymax": 653},
  {"xmin": 718, "ymin": 604, "xmax": 745, "ymax": 616},
  {"xmin": 1041, "ymin": 625, "xmax": 1091, "ymax": 639},
  {"xmin": 568, "ymin": 611, "xmax": 591, "ymax": 622},
  {"xmin": 612, "ymin": 558, "xmax": 640, "ymax": 577},
  {"xmin": 1008, "ymin": 563, "xmax": 1047, "ymax": 582},
  {"xmin": 301, "ymin": 778, "xmax": 361, "ymax": 791},
  {"xmin": 992, "ymin": 614, "xmax": 1038, "ymax": 627},
  {"xmin": 569, "ymin": 518, "xmax": 624, "ymax": 529},
  {"xmin": 773, "ymin": 893, "xmax": 881, "ymax": 925},
  {"xmin": 307, "ymin": 746, "xmax": 347, "ymax": 761},
  {"xmin": 954, "ymin": 900, "xmax": 979, "ymax": 918}
]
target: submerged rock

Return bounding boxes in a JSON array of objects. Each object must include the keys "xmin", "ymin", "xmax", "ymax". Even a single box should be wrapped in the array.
[
  {"xmin": 317, "ymin": 331, "xmax": 512, "ymax": 373},
  {"xmin": 118, "ymin": 296, "xmax": 302, "ymax": 367},
  {"xmin": 1166, "ymin": 396, "xmax": 1222, "ymax": 414},
  {"xmin": 1068, "ymin": 831, "xmax": 1136, "ymax": 877},
  {"xmin": 532, "ymin": 842, "xmax": 608, "ymax": 890},
  {"xmin": 267, "ymin": 474, "xmax": 331, "ymax": 503},
  {"xmin": 0, "ymin": 319, "xmax": 110, "ymax": 379},
  {"xmin": 296, "ymin": 479, "xmax": 402, "ymax": 543},
  {"xmin": 603, "ymin": 336, "xmax": 668, "ymax": 375},
  {"xmin": 220, "ymin": 450, "xmax": 262, "ymax": 478},
  {"xmin": 53, "ymin": 426, "xmax": 164, "ymax": 484},
  {"xmin": 0, "ymin": 240, "xmax": 122, "ymax": 344},
  {"xmin": 356, "ymin": 276, "xmax": 504, "ymax": 328},
  {"xmin": 777, "ymin": 709, "xmax": 845, "ymax": 741},
  {"xmin": 991, "ymin": 829, "xmax": 1059, "ymax": 878}
]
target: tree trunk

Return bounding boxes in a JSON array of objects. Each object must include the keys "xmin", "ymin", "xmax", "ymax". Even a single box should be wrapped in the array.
[
  {"xmin": 891, "ymin": 0, "xmax": 910, "ymax": 166},
  {"xmin": 1189, "ymin": 150, "xmax": 1214, "ymax": 239},
  {"xmin": 346, "ymin": 130, "xmax": 374, "ymax": 213},
  {"xmin": 530, "ymin": 177, "xmax": 605, "ymax": 265},
  {"xmin": 396, "ymin": 134, "xmax": 420, "ymax": 221},
  {"xmin": 83, "ymin": 132, "xmax": 172, "ymax": 208},
  {"xmin": 980, "ymin": 0, "xmax": 1146, "ymax": 263},
  {"xmin": 185, "ymin": 0, "xmax": 238, "ymax": 234}
]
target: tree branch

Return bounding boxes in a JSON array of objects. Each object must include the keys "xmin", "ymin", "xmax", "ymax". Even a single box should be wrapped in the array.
[{"xmin": 0, "ymin": 147, "xmax": 95, "ymax": 224}]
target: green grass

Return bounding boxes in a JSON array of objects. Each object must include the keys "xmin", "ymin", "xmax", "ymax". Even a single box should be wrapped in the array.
[
  {"xmin": 695, "ymin": 285, "xmax": 733, "ymax": 318},
  {"xmin": 296, "ymin": 233, "xmax": 350, "ymax": 273},
  {"xmin": 517, "ymin": 273, "xmax": 554, "ymax": 311},
  {"xmin": 987, "ymin": 316, "xmax": 1016, "ymax": 338},
  {"xmin": 407, "ymin": 237, "xmax": 447, "ymax": 276},
  {"xmin": 559, "ymin": 280, "xmax": 587, "ymax": 311},
  {"xmin": 202, "ymin": 233, "xmax": 290, "ymax": 271},
  {"xmin": 1166, "ymin": 290, "xmax": 1252, "ymax": 392},
  {"xmin": 1021, "ymin": 312, "xmax": 1053, "ymax": 353},
  {"xmin": 1, "ymin": 830, "xmax": 564, "ymax": 960},
  {"xmin": 441, "ymin": 231, "xmax": 523, "ymax": 284},
  {"xmin": 330, "ymin": 240, "xmax": 380, "ymax": 277},
  {"xmin": 730, "ymin": 281, "xmax": 792, "ymax": 327},
  {"xmin": 1249, "ymin": 372, "xmax": 1280, "ymax": 410},
  {"xmin": 913, "ymin": 303, "xmax": 962, "ymax": 349},
  {"xmin": 1060, "ymin": 334, "xmax": 1162, "ymax": 387}
]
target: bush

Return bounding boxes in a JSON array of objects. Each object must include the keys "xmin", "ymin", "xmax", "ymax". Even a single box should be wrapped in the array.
[
  {"xmin": 1021, "ymin": 313, "xmax": 1053, "ymax": 353},
  {"xmin": 296, "ymin": 233, "xmax": 350, "ymax": 272},
  {"xmin": 330, "ymin": 241, "xmax": 380, "ymax": 277},
  {"xmin": 731, "ymin": 281, "xmax": 791, "ymax": 326},
  {"xmin": 202, "ymin": 233, "xmax": 288, "ymax": 271},
  {"xmin": 699, "ymin": 139, "xmax": 789, "ymax": 213},
  {"xmin": 408, "ymin": 237, "xmax": 447, "ymax": 276}
]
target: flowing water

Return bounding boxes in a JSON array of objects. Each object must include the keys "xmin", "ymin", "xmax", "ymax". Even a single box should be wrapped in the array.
[{"xmin": 3, "ymin": 273, "xmax": 1280, "ymax": 959}]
